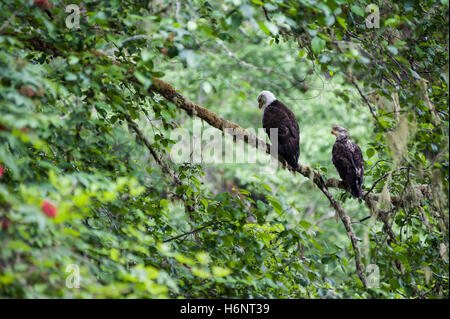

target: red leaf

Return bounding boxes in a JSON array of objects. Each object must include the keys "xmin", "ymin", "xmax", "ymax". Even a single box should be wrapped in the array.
[{"xmin": 41, "ymin": 200, "xmax": 58, "ymax": 218}]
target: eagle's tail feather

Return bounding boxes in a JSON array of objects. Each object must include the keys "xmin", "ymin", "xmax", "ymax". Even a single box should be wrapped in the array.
[
  {"xmin": 351, "ymin": 180, "xmax": 363, "ymax": 199},
  {"xmin": 286, "ymin": 156, "xmax": 298, "ymax": 171}
]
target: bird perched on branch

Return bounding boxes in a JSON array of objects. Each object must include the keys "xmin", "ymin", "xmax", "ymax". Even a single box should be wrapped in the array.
[
  {"xmin": 331, "ymin": 126, "xmax": 364, "ymax": 198},
  {"xmin": 34, "ymin": 0, "xmax": 53, "ymax": 19},
  {"xmin": 257, "ymin": 91, "xmax": 300, "ymax": 170}
]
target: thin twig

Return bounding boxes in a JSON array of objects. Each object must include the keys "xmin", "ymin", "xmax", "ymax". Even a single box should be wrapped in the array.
[
  {"xmin": 163, "ymin": 222, "xmax": 214, "ymax": 243},
  {"xmin": 124, "ymin": 113, "xmax": 181, "ymax": 186},
  {"xmin": 349, "ymin": 75, "xmax": 381, "ymax": 127},
  {"xmin": 262, "ymin": 6, "xmax": 272, "ymax": 22},
  {"xmin": 120, "ymin": 34, "xmax": 152, "ymax": 45},
  {"xmin": 363, "ymin": 172, "xmax": 391, "ymax": 199}
]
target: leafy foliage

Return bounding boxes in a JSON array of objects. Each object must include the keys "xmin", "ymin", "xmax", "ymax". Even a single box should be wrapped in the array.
[{"xmin": 0, "ymin": 0, "xmax": 448, "ymax": 298}]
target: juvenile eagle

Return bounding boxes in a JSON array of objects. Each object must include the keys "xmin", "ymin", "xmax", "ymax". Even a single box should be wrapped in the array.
[
  {"xmin": 331, "ymin": 126, "xmax": 364, "ymax": 198},
  {"xmin": 257, "ymin": 91, "xmax": 300, "ymax": 170}
]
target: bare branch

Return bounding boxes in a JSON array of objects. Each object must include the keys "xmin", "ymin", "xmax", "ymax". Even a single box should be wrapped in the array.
[
  {"xmin": 262, "ymin": 6, "xmax": 272, "ymax": 22},
  {"xmin": 163, "ymin": 222, "xmax": 214, "ymax": 243},
  {"xmin": 348, "ymin": 74, "xmax": 381, "ymax": 127},
  {"xmin": 120, "ymin": 34, "xmax": 152, "ymax": 46}
]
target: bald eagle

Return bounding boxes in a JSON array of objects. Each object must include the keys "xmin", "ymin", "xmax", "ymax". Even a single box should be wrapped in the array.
[
  {"xmin": 331, "ymin": 126, "xmax": 364, "ymax": 198},
  {"xmin": 257, "ymin": 91, "xmax": 300, "ymax": 170}
]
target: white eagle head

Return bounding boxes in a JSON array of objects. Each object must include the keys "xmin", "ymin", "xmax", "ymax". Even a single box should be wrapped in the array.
[
  {"xmin": 257, "ymin": 90, "xmax": 276, "ymax": 110},
  {"xmin": 331, "ymin": 126, "xmax": 349, "ymax": 140}
]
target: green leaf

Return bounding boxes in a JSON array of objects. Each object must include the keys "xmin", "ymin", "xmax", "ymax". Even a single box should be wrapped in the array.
[
  {"xmin": 251, "ymin": 0, "xmax": 265, "ymax": 5},
  {"xmin": 336, "ymin": 16, "xmax": 347, "ymax": 30},
  {"xmin": 267, "ymin": 196, "xmax": 283, "ymax": 214},
  {"xmin": 309, "ymin": 238, "xmax": 323, "ymax": 253},
  {"xmin": 192, "ymin": 267, "xmax": 211, "ymax": 279},
  {"xmin": 257, "ymin": 21, "xmax": 271, "ymax": 35},
  {"xmin": 187, "ymin": 21, "xmax": 197, "ymax": 31},
  {"xmin": 212, "ymin": 266, "xmax": 232, "ymax": 277},
  {"xmin": 366, "ymin": 148, "xmax": 376, "ymax": 158},
  {"xmin": 134, "ymin": 71, "xmax": 151, "ymax": 89},
  {"xmin": 351, "ymin": 5, "xmax": 365, "ymax": 17},
  {"xmin": 141, "ymin": 50, "xmax": 152, "ymax": 62},
  {"xmin": 300, "ymin": 220, "xmax": 312, "ymax": 229},
  {"xmin": 196, "ymin": 252, "xmax": 211, "ymax": 264},
  {"xmin": 311, "ymin": 37, "xmax": 326, "ymax": 54},
  {"xmin": 387, "ymin": 45, "xmax": 398, "ymax": 55},
  {"xmin": 261, "ymin": 183, "xmax": 272, "ymax": 192},
  {"xmin": 298, "ymin": 49, "xmax": 307, "ymax": 58}
]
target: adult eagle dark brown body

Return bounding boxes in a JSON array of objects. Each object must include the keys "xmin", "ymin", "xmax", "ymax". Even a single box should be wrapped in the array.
[
  {"xmin": 257, "ymin": 91, "xmax": 300, "ymax": 169},
  {"xmin": 331, "ymin": 126, "xmax": 364, "ymax": 198}
]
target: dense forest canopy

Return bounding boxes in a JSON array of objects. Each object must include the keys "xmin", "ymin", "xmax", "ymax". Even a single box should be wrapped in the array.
[{"xmin": 0, "ymin": 0, "xmax": 448, "ymax": 298}]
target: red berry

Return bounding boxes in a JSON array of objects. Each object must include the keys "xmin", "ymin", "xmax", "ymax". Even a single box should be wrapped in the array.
[
  {"xmin": 41, "ymin": 200, "xmax": 57, "ymax": 218},
  {"xmin": 19, "ymin": 85, "xmax": 35, "ymax": 98},
  {"xmin": 1, "ymin": 218, "xmax": 9, "ymax": 230},
  {"xmin": 0, "ymin": 164, "xmax": 4, "ymax": 178},
  {"xmin": 34, "ymin": 0, "xmax": 52, "ymax": 11},
  {"xmin": 34, "ymin": 0, "xmax": 52, "ymax": 18}
]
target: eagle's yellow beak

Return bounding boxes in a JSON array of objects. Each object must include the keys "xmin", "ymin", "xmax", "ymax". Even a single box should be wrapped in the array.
[{"xmin": 258, "ymin": 101, "xmax": 263, "ymax": 110}]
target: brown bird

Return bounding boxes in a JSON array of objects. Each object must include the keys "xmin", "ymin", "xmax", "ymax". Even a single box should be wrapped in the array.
[
  {"xmin": 331, "ymin": 126, "xmax": 364, "ymax": 198},
  {"xmin": 257, "ymin": 90, "xmax": 300, "ymax": 170}
]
